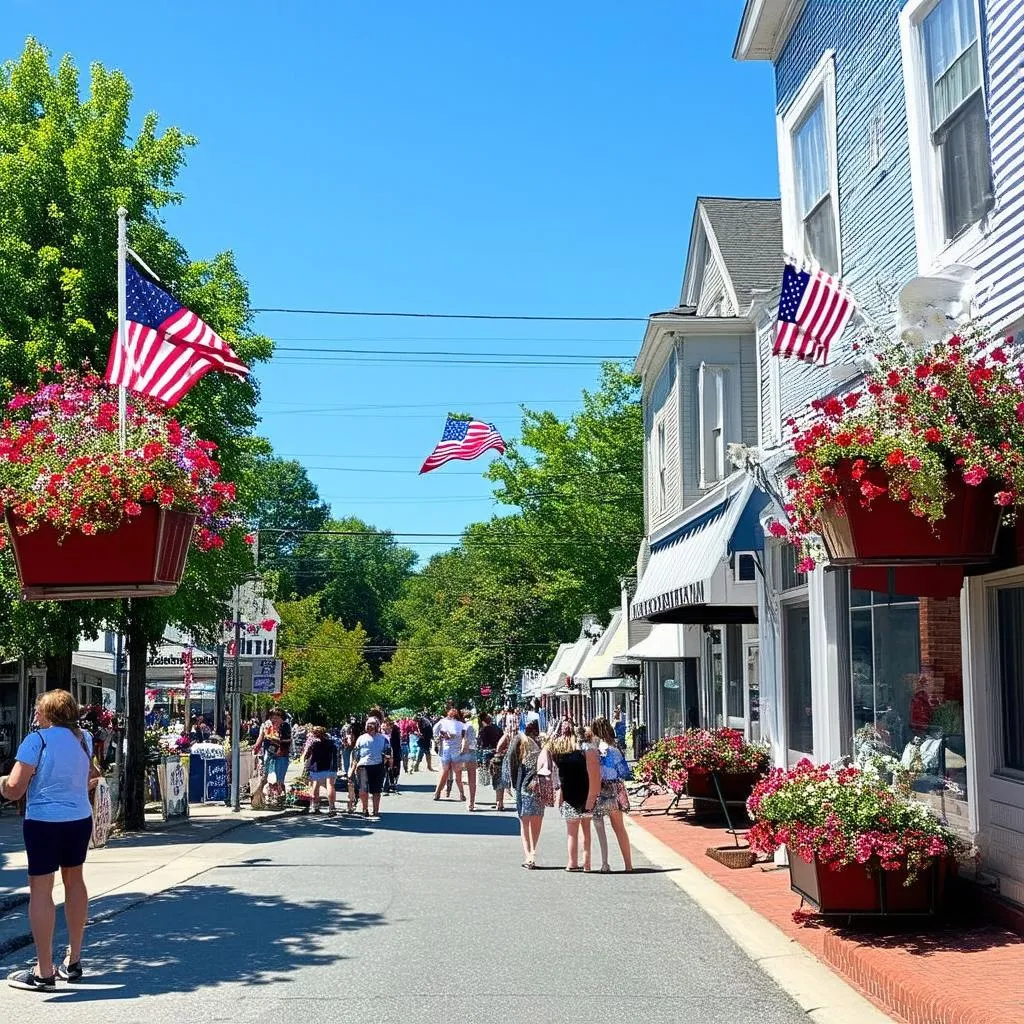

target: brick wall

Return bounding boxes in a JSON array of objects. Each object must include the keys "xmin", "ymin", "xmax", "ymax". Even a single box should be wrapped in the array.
[{"xmin": 917, "ymin": 596, "xmax": 963, "ymax": 724}]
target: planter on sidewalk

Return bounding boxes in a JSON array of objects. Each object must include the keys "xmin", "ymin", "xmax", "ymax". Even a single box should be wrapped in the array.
[
  {"xmin": 787, "ymin": 848, "xmax": 954, "ymax": 916},
  {"xmin": 686, "ymin": 769, "xmax": 761, "ymax": 804}
]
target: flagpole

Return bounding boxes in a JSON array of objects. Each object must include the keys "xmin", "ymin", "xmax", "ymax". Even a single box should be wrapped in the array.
[{"xmin": 117, "ymin": 206, "xmax": 128, "ymax": 454}]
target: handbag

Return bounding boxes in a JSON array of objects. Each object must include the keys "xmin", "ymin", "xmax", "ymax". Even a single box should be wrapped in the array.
[
  {"xmin": 614, "ymin": 780, "xmax": 631, "ymax": 814},
  {"xmin": 535, "ymin": 775, "xmax": 555, "ymax": 807},
  {"xmin": 80, "ymin": 733, "xmax": 109, "ymax": 848}
]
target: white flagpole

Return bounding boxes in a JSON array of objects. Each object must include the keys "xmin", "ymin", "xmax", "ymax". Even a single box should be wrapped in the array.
[{"xmin": 116, "ymin": 206, "xmax": 128, "ymax": 454}]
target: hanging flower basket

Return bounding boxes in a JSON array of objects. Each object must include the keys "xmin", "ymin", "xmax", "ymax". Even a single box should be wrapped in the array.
[
  {"xmin": 7, "ymin": 504, "xmax": 196, "ymax": 600},
  {"xmin": 817, "ymin": 462, "xmax": 1000, "ymax": 566},
  {"xmin": 0, "ymin": 366, "xmax": 238, "ymax": 601},
  {"xmin": 770, "ymin": 327, "xmax": 1024, "ymax": 570}
]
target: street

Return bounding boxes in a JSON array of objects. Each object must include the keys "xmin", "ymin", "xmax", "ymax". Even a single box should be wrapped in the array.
[{"xmin": 2, "ymin": 781, "xmax": 811, "ymax": 1023}]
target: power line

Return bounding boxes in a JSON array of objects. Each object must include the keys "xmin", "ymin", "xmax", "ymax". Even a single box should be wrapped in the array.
[
  {"xmin": 254, "ymin": 308, "xmax": 647, "ymax": 323},
  {"xmin": 275, "ymin": 346, "xmax": 633, "ymax": 360}
]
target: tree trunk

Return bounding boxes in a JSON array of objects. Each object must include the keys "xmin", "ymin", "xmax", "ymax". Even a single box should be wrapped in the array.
[
  {"xmin": 122, "ymin": 602, "xmax": 150, "ymax": 831},
  {"xmin": 44, "ymin": 652, "xmax": 73, "ymax": 692}
]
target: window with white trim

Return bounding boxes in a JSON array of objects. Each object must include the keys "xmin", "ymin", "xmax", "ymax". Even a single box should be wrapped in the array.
[
  {"xmin": 656, "ymin": 421, "xmax": 667, "ymax": 511},
  {"xmin": 778, "ymin": 52, "xmax": 840, "ymax": 274},
  {"xmin": 698, "ymin": 363, "xmax": 727, "ymax": 488},
  {"xmin": 901, "ymin": 0, "xmax": 993, "ymax": 267}
]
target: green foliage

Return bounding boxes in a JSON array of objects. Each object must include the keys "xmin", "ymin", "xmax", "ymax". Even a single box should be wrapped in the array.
[{"xmin": 276, "ymin": 594, "xmax": 375, "ymax": 723}]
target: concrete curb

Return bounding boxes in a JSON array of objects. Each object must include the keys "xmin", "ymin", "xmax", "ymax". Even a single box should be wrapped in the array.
[
  {"xmin": 0, "ymin": 807, "xmax": 295, "ymax": 961},
  {"xmin": 625, "ymin": 818, "xmax": 898, "ymax": 1024}
]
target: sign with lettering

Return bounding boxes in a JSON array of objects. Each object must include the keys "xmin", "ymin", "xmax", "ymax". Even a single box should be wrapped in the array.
[
  {"xmin": 204, "ymin": 758, "xmax": 228, "ymax": 803},
  {"xmin": 227, "ymin": 658, "xmax": 283, "ymax": 695},
  {"xmin": 161, "ymin": 756, "xmax": 188, "ymax": 820}
]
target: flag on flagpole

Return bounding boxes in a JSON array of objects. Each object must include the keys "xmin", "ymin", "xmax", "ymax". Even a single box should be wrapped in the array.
[
  {"xmin": 774, "ymin": 259, "xmax": 856, "ymax": 365},
  {"xmin": 420, "ymin": 416, "xmax": 506, "ymax": 474},
  {"xmin": 105, "ymin": 263, "xmax": 249, "ymax": 406}
]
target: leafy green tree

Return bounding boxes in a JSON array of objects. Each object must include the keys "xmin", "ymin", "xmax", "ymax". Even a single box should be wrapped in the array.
[
  {"xmin": 276, "ymin": 595, "xmax": 374, "ymax": 723},
  {"xmin": 0, "ymin": 39, "xmax": 273, "ymax": 827}
]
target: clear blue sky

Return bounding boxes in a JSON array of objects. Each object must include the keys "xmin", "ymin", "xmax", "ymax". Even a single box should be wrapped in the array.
[{"xmin": 4, "ymin": 1, "xmax": 780, "ymax": 564}]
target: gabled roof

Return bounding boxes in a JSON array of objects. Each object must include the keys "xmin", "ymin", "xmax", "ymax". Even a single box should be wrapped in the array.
[{"xmin": 682, "ymin": 197, "xmax": 782, "ymax": 314}]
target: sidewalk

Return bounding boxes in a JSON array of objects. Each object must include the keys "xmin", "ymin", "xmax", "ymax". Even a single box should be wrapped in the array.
[
  {"xmin": 630, "ymin": 794, "xmax": 1024, "ymax": 1024},
  {"xmin": 0, "ymin": 801, "xmax": 295, "ymax": 959}
]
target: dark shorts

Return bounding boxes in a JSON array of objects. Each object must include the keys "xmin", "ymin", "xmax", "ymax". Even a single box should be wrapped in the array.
[
  {"xmin": 360, "ymin": 763, "xmax": 386, "ymax": 795},
  {"xmin": 23, "ymin": 816, "xmax": 93, "ymax": 877}
]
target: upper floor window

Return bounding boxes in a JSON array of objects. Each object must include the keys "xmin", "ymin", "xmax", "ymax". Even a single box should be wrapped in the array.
[
  {"xmin": 698, "ymin": 363, "xmax": 728, "ymax": 488},
  {"xmin": 779, "ymin": 52, "xmax": 840, "ymax": 274},
  {"xmin": 901, "ymin": 0, "xmax": 993, "ymax": 267},
  {"xmin": 656, "ymin": 422, "xmax": 667, "ymax": 511}
]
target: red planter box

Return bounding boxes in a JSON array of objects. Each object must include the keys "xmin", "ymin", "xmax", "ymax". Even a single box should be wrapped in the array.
[
  {"xmin": 7, "ymin": 504, "xmax": 196, "ymax": 601},
  {"xmin": 787, "ymin": 848, "xmax": 952, "ymax": 916},
  {"xmin": 817, "ymin": 463, "xmax": 1000, "ymax": 566},
  {"xmin": 686, "ymin": 769, "xmax": 761, "ymax": 804}
]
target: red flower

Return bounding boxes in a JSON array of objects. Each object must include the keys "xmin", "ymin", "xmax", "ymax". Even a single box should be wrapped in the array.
[
  {"xmin": 159, "ymin": 488, "xmax": 175, "ymax": 507},
  {"xmin": 124, "ymin": 501, "xmax": 142, "ymax": 517},
  {"xmin": 142, "ymin": 441, "xmax": 164, "ymax": 461},
  {"xmin": 887, "ymin": 450, "xmax": 905, "ymax": 466},
  {"xmin": 991, "ymin": 348, "xmax": 1008, "ymax": 364},
  {"xmin": 823, "ymin": 396, "xmax": 844, "ymax": 418},
  {"xmin": 886, "ymin": 370, "xmax": 901, "ymax": 388},
  {"xmin": 894, "ymin": 393, "xmax": 910, "ymax": 406},
  {"xmin": 924, "ymin": 427, "xmax": 943, "ymax": 443},
  {"xmin": 860, "ymin": 481, "xmax": 887, "ymax": 501},
  {"xmin": 244, "ymin": 533, "xmax": 256, "ymax": 545},
  {"xmin": 908, "ymin": 456, "xmax": 922, "ymax": 472},
  {"xmin": 929, "ymin": 385, "xmax": 949, "ymax": 401},
  {"xmin": 768, "ymin": 521, "xmax": 789, "ymax": 538},
  {"xmin": 996, "ymin": 491, "xmax": 1016, "ymax": 506},
  {"xmin": 835, "ymin": 432, "xmax": 853, "ymax": 447},
  {"xmin": 850, "ymin": 458, "xmax": 868, "ymax": 481},
  {"xmin": 964, "ymin": 465, "xmax": 988, "ymax": 486},
  {"xmin": 140, "ymin": 485, "xmax": 156, "ymax": 502},
  {"xmin": 915, "ymin": 364, "xmax": 931, "ymax": 379},
  {"xmin": 843, "ymin": 392, "xmax": 861, "ymax": 409},
  {"xmin": 82, "ymin": 523, "xmax": 97, "ymax": 536},
  {"xmin": 796, "ymin": 557, "xmax": 816, "ymax": 573},
  {"xmin": 795, "ymin": 456, "xmax": 814, "ymax": 473}
]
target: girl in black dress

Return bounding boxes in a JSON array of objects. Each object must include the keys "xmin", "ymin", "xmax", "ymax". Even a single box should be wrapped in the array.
[{"xmin": 548, "ymin": 731, "xmax": 601, "ymax": 871}]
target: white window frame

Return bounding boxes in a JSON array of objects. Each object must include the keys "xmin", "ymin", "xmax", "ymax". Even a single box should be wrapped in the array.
[
  {"xmin": 776, "ymin": 50, "xmax": 841, "ymax": 274},
  {"xmin": 900, "ymin": 0, "xmax": 991, "ymax": 273},
  {"xmin": 698, "ymin": 363, "xmax": 736, "ymax": 489},
  {"xmin": 656, "ymin": 420, "xmax": 667, "ymax": 511}
]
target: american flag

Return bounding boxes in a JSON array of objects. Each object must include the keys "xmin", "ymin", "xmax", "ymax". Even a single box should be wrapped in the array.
[
  {"xmin": 105, "ymin": 263, "xmax": 249, "ymax": 406},
  {"xmin": 419, "ymin": 416, "xmax": 506, "ymax": 474},
  {"xmin": 774, "ymin": 261, "xmax": 855, "ymax": 365}
]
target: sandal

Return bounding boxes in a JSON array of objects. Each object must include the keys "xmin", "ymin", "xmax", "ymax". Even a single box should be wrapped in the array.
[
  {"xmin": 600, "ymin": 864, "xmax": 611, "ymax": 874},
  {"xmin": 565, "ymin": 865, "xmax": 582, "ymax": 872}
]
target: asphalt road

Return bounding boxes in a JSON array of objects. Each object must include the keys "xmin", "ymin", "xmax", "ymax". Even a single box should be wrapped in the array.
[{"xmin": 4, "ymin": 779, "xmax": 809, "ymax": 1023}]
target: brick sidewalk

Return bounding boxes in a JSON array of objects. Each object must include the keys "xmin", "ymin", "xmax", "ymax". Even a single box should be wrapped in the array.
[{"xmin": 631, "ymin": 795, "xmax": 1024, "ymax": 1024}]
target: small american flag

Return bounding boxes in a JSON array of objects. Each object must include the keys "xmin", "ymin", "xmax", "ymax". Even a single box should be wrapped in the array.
[
  {"xmin": 419, "ymin": 416, "xmax": 506, "ymax": 474},
  {"xmin": 774, "ymin": 260, "xmax": 855, "ymax": 365},
  {"xmin": 105, "ymin": 263, "xmax": 249, "ymax": 406}
]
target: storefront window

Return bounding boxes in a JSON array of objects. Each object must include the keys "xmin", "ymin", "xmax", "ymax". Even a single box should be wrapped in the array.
[
  {"xmin": 997, "ymin": 587, "xmax": 1024, "ymax": 774},
  {"xmin": 658, "ymin": 661, "xmax": 685, "ymax": 737},
  {"xmin": 726, "ymin": 624, "xmax": 744, "ymax": 724},
  {"xmin": 784, "ymin": 603, "xmax": 814, "ymax": 756},
  {"xmin": 851, "ymin": 588, "xmax": 921, "ymax": 763}
]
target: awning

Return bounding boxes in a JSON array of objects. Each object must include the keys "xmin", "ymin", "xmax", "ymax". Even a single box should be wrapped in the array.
[
  {"xmin": 578, "ymin": 611, "xmax": 632, "ymax": 681},
  {"xmin": 631, "ymin": 474, "xmax": 767, "ymax": 624},
  {"xmin": 623, "ymin": 622, "xmax": 700, "ymax": 660},
  {"xmin": 590, "ymin": 677, "xmax": 640, "ymax": 691},
  {"xmin": 538, "ymin": 643, "xmax": 574, "ymax": 696},
  {"xmin": 556, "ymin": 637, "xmax": 596, "ymax": 689}
]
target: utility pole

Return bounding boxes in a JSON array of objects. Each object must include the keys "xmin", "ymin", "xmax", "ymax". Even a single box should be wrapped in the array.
[{"xmin": 231, "ymin": 584, "xmax": 242, "ymax": 812}]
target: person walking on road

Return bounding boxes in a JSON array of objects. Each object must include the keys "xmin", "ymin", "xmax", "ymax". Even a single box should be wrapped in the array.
[
  {"xmin": 432, "ymin": 708, "xmax": 466, "ymax": 802},
  {"xmin": 353, "ymin": 717, "xmax": 390, "ymax": 819},
  {"xmin": 590, "ymin": 717, "xmax": 634, "ymax": 872},
  {"xmin": 460, "ymin": 709, "xmax": 478, "ymax": 811},
  {"xmin": 0, "ymin": 690, "xmax": 99, "ymax": 991},
  {"xmin": 304, "ymin": 726, "xmax": 338, "ymax": 816},
  {"xmin": 477, "ymin": 713, "xmax": 504, "ymax": 808},
  {"xmin": 415, "ymin": 712, "xmax": 435, "ymax": 772},
  {"xmin": 507, "ymin": 716, "xmax": 545, "ymax": 869},
  {"xmin": 549, "ymin": 730, "xmax": 601, "ymax": 872},
  {"xmin": 253, "ymin": 708, "xmax": 292, "ymax": 806}
]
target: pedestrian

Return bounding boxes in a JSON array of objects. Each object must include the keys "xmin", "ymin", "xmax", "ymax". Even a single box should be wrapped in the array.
[
  {"xmin": 303, "ymin": 726, "xmax": 338, "ymax": 816},
  {"xmin": 253, "ymin": 708, "xmax": 291, "ymax": 806},
  {"xmin": 460, "ymin": 709, "xmax": 478, "ymax": 811},
  {"xmin": 0, "ymin": 690, "xmax": 99, "ymax": 991},
  {"xmin": 590, "ymin": 717, "xmax": 633, "ymax": 872},
  {"xmin": 415, "ymin": 711, "xmax": 435, "ymax": 772},
  {"xmin": 613, "ymin": 706, "xmax": 627, "ymax": 751},
  {"xmin": 353, "ymin": 717, "xmax": 390, "ymax": 819},
  {"xmin": 506, "ymin": 715, "xmax": 545, "ymax": 868},
  {"xmin": 382, "ymin": 715, "xmax": 402, "ymax": 794},
  {"xmin": 292, "ymin": 721, "xmax": 308, "ymax": 761},
  {"xmin": 477, "ymin": 712, "xmax": 504, "ymax": 808},
  {"xmin": 398, "ymin": 717, "xmax": 414, "ymax": 773},
  {"xmin": 432, "ymin": 707, "xmax": 466, "ymax": 802},
  {"xmin": 549, "ymin": 729, "xmax": 601, "ymax": 872}
]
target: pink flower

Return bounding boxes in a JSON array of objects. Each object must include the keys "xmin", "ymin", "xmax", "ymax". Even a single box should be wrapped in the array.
[
  {"xmin": 796, "ymin": 557, "xmax": 816, "ymax": 573},
  {"xmin": 963, "ymin": 465, "xmax": 988, "ymax": 486},
  {"xmin": 996, "ymin": 490, "xmax": 1015, "ymax": 506},
  {"xmin": 907, "ymin": 457, "xmax": 922, "ymax": 472},
  {"xmin": 768, "ymin": 521, "xmax": 789, "ymax": 538}
]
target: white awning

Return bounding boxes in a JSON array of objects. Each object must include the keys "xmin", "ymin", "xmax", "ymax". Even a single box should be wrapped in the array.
[
  {"xmin": 623, "ymin": 622, "xmax": 700, "ymax": 661},
  {"xmin": 578, "ymin": 611, "xmax": 631, "ymax": 681},
  {"xmin": 631, "ymin": 474, "xmax": 759, "ymax": 623},
  {"xmin": 591, "ymin": 677, "xmax": 639, "ymax": 691}
]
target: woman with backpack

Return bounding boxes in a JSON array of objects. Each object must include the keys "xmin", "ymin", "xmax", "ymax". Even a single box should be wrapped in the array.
[{"xmin": 0, "ymin": 690, "xmax": 99, "ymax": 991}]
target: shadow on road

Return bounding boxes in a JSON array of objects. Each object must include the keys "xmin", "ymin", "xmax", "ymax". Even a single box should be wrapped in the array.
[
  {"xmin": 33, "ymin": 883, "xmax": 385, "ymax": 1002},
  {"xmin": 370, "ymin": 810, "xmax": 520, "ymax": 836}
]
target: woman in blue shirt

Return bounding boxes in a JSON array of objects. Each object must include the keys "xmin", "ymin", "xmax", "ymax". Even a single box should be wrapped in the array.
[
  {"xmin": 0, "ymin": 690, "xmax": 97, "ymax": 991},
  {"xmin": 353, "ymin": 718, "xmax": 390, "ymax": 819}
]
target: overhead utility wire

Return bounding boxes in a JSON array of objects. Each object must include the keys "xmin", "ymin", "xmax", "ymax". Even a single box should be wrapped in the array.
[
  {"xmin": 275, "ymin": 346, "xmax": 633, "ymax": 360},
  {"xmin": 254, "ymin": 308, "xmax": 647, "ymax": 323}
]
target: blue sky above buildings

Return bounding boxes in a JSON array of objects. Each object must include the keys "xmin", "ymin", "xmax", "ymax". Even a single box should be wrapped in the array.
[{"xmin": 4, "ymin": 0, "xmax": 781, "ymax": 562}]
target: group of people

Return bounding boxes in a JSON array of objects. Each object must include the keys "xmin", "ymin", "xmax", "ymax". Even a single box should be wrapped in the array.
[{"xmin": 501, "ymin": 712, "xmax": 634, "ymax": 873}]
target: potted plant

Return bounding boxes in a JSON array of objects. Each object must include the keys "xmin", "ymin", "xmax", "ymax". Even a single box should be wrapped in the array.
[
  {"xmin": 770, "ymin": 328, "xmax": 1022, "ymax": 568},
  {"xmin": 636, "ymin": 728, "xmax": 770, "ymax": 804},
  {"xmin": 746, "ymin": 760, "xmax": 967, "ymax": 917},
  {"xmin": 0, "ymin": 365, "xmax": 238, "ymax": 599}
]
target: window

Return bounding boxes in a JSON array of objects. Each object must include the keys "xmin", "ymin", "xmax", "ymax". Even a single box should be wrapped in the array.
[
  {"xmin": 103, "ymin": 631, "xmax": 116, "ymax": 655},
  {"xmin": 698, "ymin": 363, "xmax": 727, "ymax": 488},
  {"xmin": 657, "ymin": 422, "xmax": 667, "ymax": 511},
  {"xmin": 793, "ymin": 100, "xmax": 839, "ymax": 272},
  {"xmin": 244, "ymin": 639, "xmax": 253, "ymax": 655},
  {"xmin": 734, "ymin": 552, "xmax": 757, "ymax": 582},
  {"xmin": 996, "ymin": 587, "xmax": 1024, "ymax": 774},
  {"xmin": 253, "ymin": 639, "xmax": 263, "ymax": 656},
  {"xmin": 784, "ymin": 603, "xmax": 814, "ymax": 756},
  {"xmin": 850, "ymin": 586, "xmax": 921, "ymax": 764},
  {"xmin": 901, "ymin": 0, "xmax": 993, "ymax": 268},
  {"xmin": 726, "ymin": 624, "xmax": 745, "ymax": 724},
  {"xmin": 778, "ymin": 52, "xmax": 840, "ymax": 274},
  {"xmin": 656, "ymin": 661, "xmax": 687, "ymax": 737},
  {"xmin": 778, "ymin": 544, "xmax": 807, "ymax": 592},
  {"xmin": 266, "ymin": 640, "xmax": 274, "ymax": 656}
]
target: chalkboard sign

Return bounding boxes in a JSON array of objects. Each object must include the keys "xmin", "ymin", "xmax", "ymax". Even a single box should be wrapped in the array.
[
  {"xmin": 204, "ymin": 758, "xmax": 228, "ymax": 803},
  {"xmin": 161, "ymin": 756, "xmax": 189, "ymax": 820}
]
